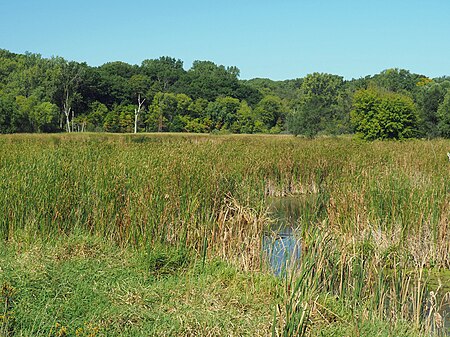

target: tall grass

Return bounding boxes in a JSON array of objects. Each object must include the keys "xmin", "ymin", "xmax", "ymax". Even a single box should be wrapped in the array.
[
  {"xmin": 0, "ymin": 134, "xmax": 448, "ymax": 266},
  {"xmin": 0, "ymin": 133, "xmax": 449, "ymax": 334},
  {"xmin": 273, "ymin": 221, "xmax": 450, "ymax": 336}
]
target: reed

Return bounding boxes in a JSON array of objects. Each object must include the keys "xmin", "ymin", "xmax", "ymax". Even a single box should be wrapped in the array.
[
  {"xmin": 273, "ymin": 222, "xmax": 449, "ymax": 336},
  {"xmin": 1, "ymin": 133, "xmax": 449, "ymax": 335}
]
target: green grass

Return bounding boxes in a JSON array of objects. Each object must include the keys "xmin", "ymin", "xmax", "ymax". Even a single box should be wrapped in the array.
[
  {"xmin": 0, "ymin": 133, "xmax": 449, "ymax": 336},
  {"xmin": 0, "ymin": 232, "xmax": 277, "ymax": 336},
  {"xmin": 1, "ymin": 232, "xmax": 443, "ymax": 337}
]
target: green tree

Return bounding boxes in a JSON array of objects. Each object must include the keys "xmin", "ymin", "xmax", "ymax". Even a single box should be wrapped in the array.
[
  {"xmin": 31, "ymin": 101, "xmax": 59, "ymax": 132},
  {"xmin": 98, "ymin": 61, "xmax": 137, "ymax": 106},
  {"xmin": 128, "ymin": 74, "xmax": 151, "ymax": 97},
  {"xmin": 147, "ymin": 92, "xmax": 178, "ymax": 132},
  {"xmin": 328, "ymin": 85, "xmax": 353, "ymax": 135},
  {"xmin": 87, "ymin": 101, "xmax": 108, "ymax": 131},
  {"xmin": 416, "ymin": 81, "xmax": 450, "ymax": 137},
  {"xmin": 288, "ymin": 73, "xmax": 344, "ymax": 137},
  {"xmin": 234, "ymin": 83, "xmax": 263, "ymax": 106},
  {"xmin": 15, "ymin": 94, "xmax": 38, "ymax": 132},
  {"xmin": 184, "ymin": 117, "xmax": 210, "ymax": 133},
  {"xmin": 243, "ymin": 78, "xmax": 302, "ymax": 102},
  {"xmin": 0, "ymin": 94, "xmax": 19, "ymax": 133},
  {"xmin": 184, "ymin": 98, "xmax": 210, "ymax": 132},
  {"xmin": 287, "ymin": 96, "xmax": 322, "ymax": 137},
  {"xmin": 168, "ymin": 94, "xmax": 193, "ymax": 132},
  {"xmin": 103, "ymin": 109, "xmax": 120, "ymax": 132},
  {"xmin": 437, "ymin": 89, "xmax": 450, "ymax": 137},
  {"xmin": 254, "ymin": 95, "xmax": 285, "ymax": 130},
  {"xmin": 351, "ymin": 88, "xmax": 419, "ymax": 140},
  {"xmin": 372, "ymin": 68, "xmax": 423, "ymax": 94},
  {"xmin": 175, "ymin": 94, "xmax": 192, "ymax": 115},
  {"xmin": 117, "ymin": 104, "xmax": 135, "ymax": 133},
  {"xmin": 205, "ymin": 96, "xmax": 240, "ymax": 131},
  {"xmin": 188, "ymin": 98, "xmax": 209, "ymax": 118},
  {"xmin": 234, "ymin": 100, "xmax": 257, "ymax": 133}
]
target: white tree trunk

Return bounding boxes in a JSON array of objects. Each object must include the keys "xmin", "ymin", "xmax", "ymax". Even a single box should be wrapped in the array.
[
  {"xmin": 64, "ymin": 106, "xmax": 71, "ymax": 133},
  {"xmin": 64, "ymin": 90, "xmax": 71, "ymax": 133},
  {"xmin": 134, "ymin": 93, "xmax": 145, "ymax": 134},
  {"xmin": 134, "ymin": 109, "xmax": 138, "ymax": 134},
  {"xmin": 71, "ymin": 109, "xmax": 74, "ymax": 132}
]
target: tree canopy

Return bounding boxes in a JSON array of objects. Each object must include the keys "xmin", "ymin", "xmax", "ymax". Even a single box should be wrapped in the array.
[{"xmin": 0, "ymin": 48, "xmax": 449, "ymax": 139}]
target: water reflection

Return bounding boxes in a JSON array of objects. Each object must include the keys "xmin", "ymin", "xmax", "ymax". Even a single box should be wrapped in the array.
[
  {"xmin": 263, "ymin": 197, "xmax": 302, "ymax": 276},
  {"xmin": 263, "ymin": 229, "xmax": 300, "ymax": 276}
]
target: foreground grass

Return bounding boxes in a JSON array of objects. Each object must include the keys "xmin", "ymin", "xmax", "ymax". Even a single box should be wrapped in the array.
[
  {"xmin": 1, "ymin": 232, "xmax": 440, "ymax": 337},
  {"xmin": 0, "ymin": 232, "xmax": 277, "ymax": 336}
]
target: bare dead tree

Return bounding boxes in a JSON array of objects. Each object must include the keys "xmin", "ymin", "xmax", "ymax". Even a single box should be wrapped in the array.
[
  {"xmin": 59, "ymin": 61, "xmax": 83, "ymax": 133},
  {"xmin": 134, "ymin": 93, "xmax": 145, "ymax": 134},
  {"xmin": 71, "ymin": 108, "xmax": 75, "ymax": 133},
  {"xmin": 63, "ymin": 90, "xmax": 72, "ymax": 132},
  {"xmin": 80, "ymin": 119, "xmax": 86, "ymax": 132}
]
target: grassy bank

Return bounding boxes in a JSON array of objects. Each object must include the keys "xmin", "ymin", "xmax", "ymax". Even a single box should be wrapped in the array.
[{"xmin": 0, "ymin": 133, "xmax": 449, "ymax": 336}]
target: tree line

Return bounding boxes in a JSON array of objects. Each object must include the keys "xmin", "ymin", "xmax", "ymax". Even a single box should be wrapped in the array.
[{"xmin": 0, "ymin": 49, "xmax": 449, "ymax": 139}]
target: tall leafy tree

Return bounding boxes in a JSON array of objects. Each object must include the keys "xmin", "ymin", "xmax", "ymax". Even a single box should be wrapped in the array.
[
  {"xmin": 98, "ymin": 61, "xmax": 137, "ymax": 106},
  {"xmin": 183, "ymin": 98, "xmax": 210, "ymax": 132},
  {"xmin": 99, "ymin": 61, "xmax": 137, "ymax": 79},
  {"xmin": 254, "ymin": 95, "xmax": 285, "ymax": 130},
  {"xmin": 188, "ymin": 98, "xmax": 209, "ymax": 118},
  {"xmin": 0, "ymin": 94, "xmax": 19, "ymax": 133},
  {"xmin": 416, "ymin": 81, "xmax": 450, "ymax": 137},
  {"xmin": 31, "ymin": 101, "xmax": 59, "ymax": 132},
  {"xmin": 205, "ymin": 96, "xmax": 241, "ymax": 131},
  {"xmin": 437, "ymin": 89, "xmax": 450, "ymax": 137},
  {"xmin": 15, "ymin": 94, "xmax": 37, "ymax": 131},
  {"xmin": 103, "ymin": 109, "xmax": 120, "ymax": 133},
  {"xmin": 147, "ymin": 92, "xmax": 178, "ymax": 132},
  {"xmin": 288, "ymin": 96, "xmax": 326, "ymax": 137},
  {"xmin": 52, "ymin": 58, "xmax": 85, "ymax": 132},
  {"xmin": 234, "ymin": 100, "xmax": 258, "ymax": 133},
  {"xmin": 288, "ymin": 73, "xmax": 344, "ymax": 137},
  {"xmin": 87, "ymin": 101, "xmax": 109, "ymax": 131},
  {"xmin": 351, "ymin": 87, "xmax": 419, "ymax": 140},
  {"xmin": 117, "ymin": 104, "xmax": 135, "ymax": 133}
]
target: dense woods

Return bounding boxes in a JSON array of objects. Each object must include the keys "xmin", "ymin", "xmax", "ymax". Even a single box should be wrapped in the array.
[{"xmin": 1, "ymin": 49, "xmax": 450, "ymax": 138}]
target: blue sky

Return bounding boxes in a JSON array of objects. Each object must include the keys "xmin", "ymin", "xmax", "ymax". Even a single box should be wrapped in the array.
[{"xmin": 1, "ymin": 0, "xmax": 449, "ymax": 80}]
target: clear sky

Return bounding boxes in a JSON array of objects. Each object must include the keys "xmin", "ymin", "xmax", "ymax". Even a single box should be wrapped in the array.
[{"xmin": 1, "ymin": 0, "xmax": 449, "ymax": 80}]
